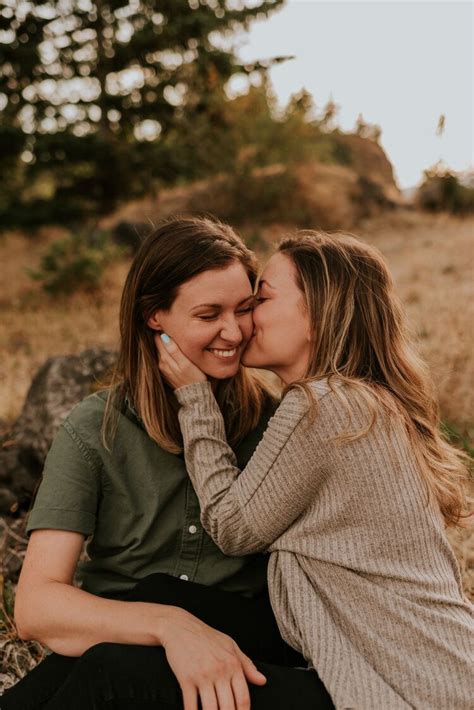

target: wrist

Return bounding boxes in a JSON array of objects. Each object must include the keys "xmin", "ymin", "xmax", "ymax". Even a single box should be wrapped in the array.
[
  {"xmin": 152, "ymin": 604, "xmax": 188, "ymax": 646},
  {"xmin": 175, "ymin": 380, "xmax": 213, "ymax": 404}
]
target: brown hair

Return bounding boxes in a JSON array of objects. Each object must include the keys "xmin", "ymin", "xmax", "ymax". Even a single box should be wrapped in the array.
[
  {"xmin": 103, "ymin": 216, "xmax": 272, "ymax": 453},
  {"xmin": 278, "ymin": 230, "xmax": 470, "ymax": 527}
]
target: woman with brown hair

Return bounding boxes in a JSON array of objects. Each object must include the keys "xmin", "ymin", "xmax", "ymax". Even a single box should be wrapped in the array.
[
  {"xmin": 158, "ymin": 230, "xmax": 474, "ymax": 709},
  {"xmin": 3, "ymin": 218, "xmax": 333, "ymax": 709}
]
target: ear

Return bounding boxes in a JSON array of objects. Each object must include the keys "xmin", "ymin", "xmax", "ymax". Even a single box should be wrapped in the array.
[{"xmin": 147, "ymin": 311, "xmax": 162, "ymax": 332}]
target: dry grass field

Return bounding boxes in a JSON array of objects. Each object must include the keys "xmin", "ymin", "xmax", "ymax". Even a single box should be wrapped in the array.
[{"xmin": 0, "ymin": 209, "xmax": 473, "ymax": 690}]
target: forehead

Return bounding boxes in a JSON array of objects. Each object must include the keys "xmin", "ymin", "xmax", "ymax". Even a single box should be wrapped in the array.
[
  {"xmin": 176, "ymin": 261, "xmax": 252, "ymax": 303},
  {"xmin": 260, "ymin": 252, "xmax": 297, "ymax": 288}
]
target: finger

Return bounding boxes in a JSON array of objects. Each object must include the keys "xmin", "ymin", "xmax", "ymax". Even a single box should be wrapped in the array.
[
  {"xmin": 156, "ymin": 332, "xmax": 207, "ymax": 387},
  {"xmin": 215, "ymin": 679, "xmax": 237, "ymax": 710},
  {"xmin": 182, "ymin": 683, "xmax": 198, "ymax": 710},
  {"xmin": 237, "ymin": 651, "xmax": 267, "ymax": 686},
  {"xmin": 155, "ymin": 333, "xmax": 173, "ymax": 360},
  {"xmin": 157, "ymin": 347, "xmax": 180, "ymax": 374},
  {"xmin": 159, "ymin": 335, "xmax": 194, "ymax": 372},
  {"xmin": 155, "ymin": 336, "xmax": 181, "ymax": 372},
  {"xmin": 156, "ymin": 335, "xmax": 188, "ymax": 377},
  {"xmin": 159, "ymin": 332, "xmax": 180, "ymax": 355},
  {"xmin": 231, "ymin": 672, "xmax": 251, "ymax": 710},
  {"xmin": 199, "ymin": 683, "xmax": 218, "ymax": 710}
]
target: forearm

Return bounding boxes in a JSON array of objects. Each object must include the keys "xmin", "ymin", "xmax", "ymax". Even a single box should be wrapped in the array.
[
  {"xmin": 15, "ymin": 580, "xmax": 179, "ymax": 656},
  {"xmin": 176, "ymin": 382, "xmax": 268, "ymax": 555},
  {"xmin": 176, "ymin": 383, "xmax": 324, "ymax": 554}
]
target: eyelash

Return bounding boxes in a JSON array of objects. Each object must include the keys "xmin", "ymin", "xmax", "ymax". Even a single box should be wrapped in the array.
[
  {"xmin": 198, "ymin": 306, "xmax": 254, "ymax": 321},
  {"xmin": 255, "ymin": 297, "xmax": 268, "ymax": 304}
]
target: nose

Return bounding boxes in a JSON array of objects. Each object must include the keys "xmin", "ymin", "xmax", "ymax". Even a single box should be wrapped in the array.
[{"xmin": 220, "ymin": 315, "xmax": 243, "ymax": 344}]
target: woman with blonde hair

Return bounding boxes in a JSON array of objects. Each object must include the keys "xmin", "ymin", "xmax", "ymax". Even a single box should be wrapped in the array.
[
  {"xmin": 158, "ymin": 230, "xmax": 474, "ymax": 709},
  {"xmin": 4, "ymin": 218, "xmax": 334, "ymax": 709}
]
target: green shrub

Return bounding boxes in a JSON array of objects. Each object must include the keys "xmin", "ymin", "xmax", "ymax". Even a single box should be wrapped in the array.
[
  {"xmin": 416, "ymin": 171, "xmax": 474, "ymax": 215},
  {"xmin": 29, "ymin": 231, "xmax": 122, "ymax": 295}
]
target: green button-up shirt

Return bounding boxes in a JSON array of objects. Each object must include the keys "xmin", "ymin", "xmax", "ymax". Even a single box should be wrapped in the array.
[{"xmin": 27, "ymin": 389, "xmax": 273, "ymax": 599}]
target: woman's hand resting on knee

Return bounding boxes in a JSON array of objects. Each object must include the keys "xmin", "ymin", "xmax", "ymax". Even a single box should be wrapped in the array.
[{"xmin": 160, "ymin": 606, "xmax": 267, "ymax": 710}]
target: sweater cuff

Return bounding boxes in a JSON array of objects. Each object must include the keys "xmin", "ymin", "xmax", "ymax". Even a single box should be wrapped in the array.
[{"xmin": 175, "ymin": 380, "xmax": 214, "ymax": 406}]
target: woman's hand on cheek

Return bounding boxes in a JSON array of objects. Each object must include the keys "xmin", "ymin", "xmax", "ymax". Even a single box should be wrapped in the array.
[{"xmin": 155, "ymin": 333, "xmax": 207, "ymax": 390}]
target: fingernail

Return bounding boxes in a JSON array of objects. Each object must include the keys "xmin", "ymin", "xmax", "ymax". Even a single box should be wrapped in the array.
[{"xmin": 160, "ymin": 333, "xmax": 171, "ymax": 344}]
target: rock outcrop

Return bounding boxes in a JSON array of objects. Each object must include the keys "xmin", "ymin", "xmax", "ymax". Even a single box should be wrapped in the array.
[{"xmin": 0, "ymin": 348, "xmax": 116, "ymax": 514}]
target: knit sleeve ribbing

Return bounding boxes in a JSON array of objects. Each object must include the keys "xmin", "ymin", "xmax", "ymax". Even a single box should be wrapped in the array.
[{"xmin": 176, "ymin": 381, "xmax": 330, "ymax": 555}]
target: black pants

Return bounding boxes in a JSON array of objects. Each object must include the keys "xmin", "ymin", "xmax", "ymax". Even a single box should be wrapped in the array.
[{"xmin": 1, "ymin": 573, "xmax": 333, "ymax": 709}]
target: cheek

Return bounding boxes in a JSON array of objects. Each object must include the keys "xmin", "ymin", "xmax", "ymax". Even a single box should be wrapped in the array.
[
  {"xmin": 184, "ymin": 328, "xmax": 216, "ymax": 353},
  {"xmin": 241, "ymin": 313, "xmax": 254, "ymax": 341},
  {"xmin": 257, "ymin": 303, "xmax": 299, "ymax": 347},
  {"xmin": 170, "ymin": 325, "xmax": 214, "ymax": 359},
  {"xmin": 254, "ymin": 303, "xmax": 276, "ymax": 334},
  {"xmin": 252, "ymin": 306, "xmax": 266, "ymax": 329}
]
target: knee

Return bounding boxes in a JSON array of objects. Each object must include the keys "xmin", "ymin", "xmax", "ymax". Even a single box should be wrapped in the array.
[
  {"xmin": 80, "ymin": 641, "xmax": 123, "ymax": 667},
  {"xmin": 126, "ymin": 572, "xmax": 187, "ymax": 604},
  {"xmin": 81, "ymin": 642, "xmax": 168, "ymax": 673}
]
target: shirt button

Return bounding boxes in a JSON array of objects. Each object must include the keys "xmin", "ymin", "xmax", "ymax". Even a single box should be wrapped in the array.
[
  {"xmin": 188, "ymin": 525, "xmax": 198, "ymax": 534},
  {"xmin": 179, "ymin": 574, "xmax": 189, "ymax": 581}
]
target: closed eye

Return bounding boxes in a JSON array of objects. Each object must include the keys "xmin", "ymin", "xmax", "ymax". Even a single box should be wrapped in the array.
[
  {"xmin": 236, "ymin": 305, "xmax": 254, "ymax": 315},
  {"xmin": 197, "ymin": 305, "xmax": 254, "ymax": 321}
]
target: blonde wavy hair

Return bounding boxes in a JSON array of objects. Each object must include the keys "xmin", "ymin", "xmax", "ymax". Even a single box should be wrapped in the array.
[
  {"xmin": 102, "ymin": 216, "xmax": 274, "ymax": 454},
  {"xmin": 279, "ymin": 231, "xmax": 470, "ymax": 527}
]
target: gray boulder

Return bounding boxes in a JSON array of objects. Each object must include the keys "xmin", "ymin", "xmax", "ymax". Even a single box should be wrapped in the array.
[{"xmin": 0, "ymin": 348, "xmax": 117, "ymax": 514}]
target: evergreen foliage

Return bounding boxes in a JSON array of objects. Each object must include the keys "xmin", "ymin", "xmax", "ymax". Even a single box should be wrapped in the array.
[{"xmin": 0, "ymin": 0, "xmax": 284, "ymax": 222}]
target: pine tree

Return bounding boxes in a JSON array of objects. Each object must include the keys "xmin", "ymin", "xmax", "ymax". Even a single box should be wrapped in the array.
[{"xmin": 0, "ymin": 0, "xmax": 285, "ymax": 221}]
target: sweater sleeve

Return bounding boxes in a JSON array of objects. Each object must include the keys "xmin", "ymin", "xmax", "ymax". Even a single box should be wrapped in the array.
[{"xmin": 176, "ymin": 381, "xmax": 329, "ymax": 555}]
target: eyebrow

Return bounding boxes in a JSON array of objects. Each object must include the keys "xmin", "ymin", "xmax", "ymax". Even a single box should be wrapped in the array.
[{"xmin": 190, "ymin": 295, "xmax": 254, "ymax": 312}]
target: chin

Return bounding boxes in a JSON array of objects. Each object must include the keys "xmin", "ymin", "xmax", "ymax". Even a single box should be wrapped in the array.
[
  {"xmin": 242, "ymin": 348, "xmax": 276, "ymax": 370},
  {"xmin": 241, "ymin": 354, "xmax": 266, "ymax": 369},
  {"xmin": 205, "ymin": 363, "xmax": 241, "ymax": 380},
  {"xmin": 241, "ymin": 343, "xmax": 261, "ymax": 368}
]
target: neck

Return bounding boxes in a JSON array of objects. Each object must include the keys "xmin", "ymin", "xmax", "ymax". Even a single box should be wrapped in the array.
[{"xmin": 208, "ymin": 377, "xmax": 219, "ymax": 393}]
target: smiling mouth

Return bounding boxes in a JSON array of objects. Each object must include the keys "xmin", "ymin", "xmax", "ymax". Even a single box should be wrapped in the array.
[{"xmin": 207, "ymin": 347, "xmax": 238, "ymax": 359}]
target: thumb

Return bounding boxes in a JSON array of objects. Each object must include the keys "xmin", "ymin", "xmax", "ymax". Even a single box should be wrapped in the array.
[{"xmin": 237, "ymin": 650, "xmax": 267, "ymax": 686}]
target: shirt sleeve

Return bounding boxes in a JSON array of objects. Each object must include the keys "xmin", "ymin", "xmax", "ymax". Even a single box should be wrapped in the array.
[
  {"xmin": 26, "ymin": 418, "xmax": 102, "ymax": 537},
  {"xmin": 176, "ymin": 381, "xmax": 330, "ymax": 556}
]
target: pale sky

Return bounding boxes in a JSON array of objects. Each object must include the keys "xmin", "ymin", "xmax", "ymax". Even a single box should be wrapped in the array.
[{"xmin": 237, "ymin": 0, "xmax": 473, "ymax": 188}]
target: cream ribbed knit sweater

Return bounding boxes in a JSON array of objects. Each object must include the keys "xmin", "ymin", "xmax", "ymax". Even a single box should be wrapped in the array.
[{"xmin": 176, "ymin": 380, "xmax": 474, "ymax": 710}]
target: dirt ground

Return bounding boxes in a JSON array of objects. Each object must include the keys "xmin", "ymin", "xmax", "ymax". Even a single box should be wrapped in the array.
[{"xmin": 0, "ymin": 209, "xmax": 473, "ymax": 691}]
